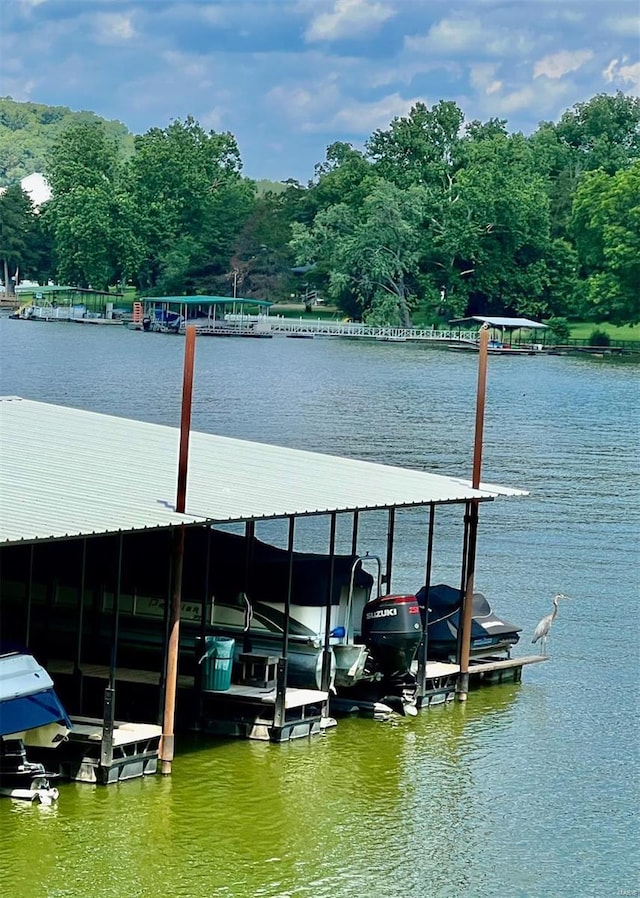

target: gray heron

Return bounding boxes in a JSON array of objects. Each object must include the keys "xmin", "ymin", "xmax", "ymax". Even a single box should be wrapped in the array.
[{"xmin": 531, "ymin": 593, "xmax": 569, "ymax": 655}]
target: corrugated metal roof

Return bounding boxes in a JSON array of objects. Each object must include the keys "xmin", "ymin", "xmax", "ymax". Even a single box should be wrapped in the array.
[
  {"xmin": 0, "ymin": 397, "xmax": 527, "ymax": 546},
  {"xmin": 450, "ymin": 316, "xmax": 548, "ymax": 329},
  {"xmin": 145, "ymin": 296, "xmax": 273, "ymax": 307}
]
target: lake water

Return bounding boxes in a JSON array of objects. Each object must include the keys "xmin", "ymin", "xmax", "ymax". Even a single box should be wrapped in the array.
[{"xmin": 0, "ymin": 320, "xmax": 638, "ymax": 898}]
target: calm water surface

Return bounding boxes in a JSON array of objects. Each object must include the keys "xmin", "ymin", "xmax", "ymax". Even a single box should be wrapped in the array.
[{"xmin": 0, "ymin": 320, "xmax": 638, "ymax": 898}]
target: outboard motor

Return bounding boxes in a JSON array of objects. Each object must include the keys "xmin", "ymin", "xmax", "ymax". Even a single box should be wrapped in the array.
[{"xmin": 361, "ymin": 594, "xmax": 423, "ymax": 681}]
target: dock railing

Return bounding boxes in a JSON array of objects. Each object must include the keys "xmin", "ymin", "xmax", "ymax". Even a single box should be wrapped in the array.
[{"xmin": 223, "ymin": 314, "xmax": 479, "ymax": 342}]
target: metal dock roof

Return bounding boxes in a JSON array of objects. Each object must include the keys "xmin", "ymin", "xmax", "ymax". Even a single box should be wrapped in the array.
[{"xmin": 0, "ymin": 397, "xmax": 526, "ymax": 546}]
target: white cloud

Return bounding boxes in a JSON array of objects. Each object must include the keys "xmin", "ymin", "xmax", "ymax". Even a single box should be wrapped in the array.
[
  {"xmin": 199, "ymin": 6, "xmax": 227, "ymax": 26},
  {"xmin": 327, "ymin": 92, "xmax": 423, "ymax": 133},
  {"xmin": 93, "ymin": 12, "xmax": 136, "ymax": 45},
  {"xmin": 603, "ymin": 57, "xmax": 640, "ymax": 93},
  {"xmin": 405, "ymin": 16, "xmax": 534, "ymax": 58},
  {"xmin": 268, "ymin": 84, "xmax": 318, "ymax": 117},
  {"xmin": 469, "ymin": 63, "xmax": 502, "ymax": 96},
  {"xmin": 604, "ymin": 14, "xmax": 640, "ymax": 36},
  {"xmin": 484, "ymin": 78, "xmax": 573, "ymax": 118},
  {"xmin": 371, "ymin": 59, "xmax": 461, "ymax": 89},
  {"xmin": 305, "ymin": 0, "xmax": 395, "ymax": 42},
  {"xmin": 162, "ymin": 51, "xmax": 208, "ymax": 81},
  {"xmin": 1, "ymin": 77, "xmax": 37, "ymax": 101},
  {"xmin": 200, "ymin": 107, "xmax": 225, "ymax": 130},
  {"xmin": 268, "ymin": 78, "xmax": 421, "ymax": 135},
  {"xmin": 534, "ymin": 50, "xmax": 593, "ymax": 80}
]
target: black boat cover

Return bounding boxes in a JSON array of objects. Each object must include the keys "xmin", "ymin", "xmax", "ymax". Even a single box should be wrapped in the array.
[{"xmin": 415, "ymin": 583, "xmax": 521, "ymax": 657}]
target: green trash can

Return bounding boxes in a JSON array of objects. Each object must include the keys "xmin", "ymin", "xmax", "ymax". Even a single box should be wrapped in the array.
[{"xmin": 200, "ymin": 636, "xmax": 235, "ymax": 691}]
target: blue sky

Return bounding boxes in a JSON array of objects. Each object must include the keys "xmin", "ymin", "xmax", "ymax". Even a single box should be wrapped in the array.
[{"xmin": 3, "ymin": 0, "xmax": 639, "ymax": 182}]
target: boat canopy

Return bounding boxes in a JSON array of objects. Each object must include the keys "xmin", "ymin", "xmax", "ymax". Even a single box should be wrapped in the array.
[
  {"xmin": 0, "ymin": 397, "xmax": 527, "ymax": 546},
  {"xmin": 449, "ymin": 316, "xmax": 548, "ymax": 329},
  {"xmin": 145, "ymin": 296, "xmax": 273, "ymax": 308},
  {"xmin": 0, "ymin": 652, "xmax": 71, "ymax": 737}
]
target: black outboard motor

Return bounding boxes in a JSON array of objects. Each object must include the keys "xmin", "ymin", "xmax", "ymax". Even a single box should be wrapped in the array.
[{"xmin": 361, "ymin": 594, "xmax": 423, "ymax": 681}]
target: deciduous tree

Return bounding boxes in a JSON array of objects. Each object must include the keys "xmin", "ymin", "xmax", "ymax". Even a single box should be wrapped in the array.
[{"xmin": 571, "ymin": 162, "xmax": 640, "ymax": 323}]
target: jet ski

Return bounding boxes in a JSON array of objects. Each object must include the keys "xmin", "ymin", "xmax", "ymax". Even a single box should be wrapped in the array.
[{"xmin": 415, "ymin": 584, "xmax": 521, "ymax": 661}]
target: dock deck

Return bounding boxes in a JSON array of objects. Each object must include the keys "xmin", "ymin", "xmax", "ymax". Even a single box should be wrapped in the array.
[{"xmin": 48, "ymin": 660, "xmax": 330, "ymax": 743}]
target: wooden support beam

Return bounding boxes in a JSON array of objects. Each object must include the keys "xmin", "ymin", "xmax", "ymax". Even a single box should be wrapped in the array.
[
  {"xmin": 457, "ymin": 326, "xmax": 489, "ymax": 701},
  {"xmin": 161, "ymin": 325, "xmax": 196, "ymax": 774}
]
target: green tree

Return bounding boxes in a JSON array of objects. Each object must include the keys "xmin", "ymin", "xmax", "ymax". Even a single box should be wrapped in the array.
[
  {"xmin": 291, "ymin": 179, "xmax": 427, "ymax": 326},
  {"xmin": 304, "ymin": 142, "xmax": 374, "ymax": 217},
  {"xmin": 367, "ymin": 100, "xmax": 464, "ymax": 189},
  {"xmin": 45, "ymin": 123, "xmax": 136, "ymax": 288},
  {"xmin": 0, "ymin": 96, "xmax": 133, "ymax": 187},
  {"xmin": 529, "ymin": 93, "xmax": 640, "ymax": 238},
  {"xmin": 571, "ymin": 162, "xmax": 640, "ymax": 323},
  {"xmin": 555, "ymin": 92, "xmax": 640, "ymax": 175},
  {"xmin": 0, "ymin": 185, "xmax": 35, "ymax": 295},
  {"xmin": 416, "ymin": 133, "xmax": 552, "ymax": 319},
  {"xmin": 129, "ymin": 117, "xmax": 253, "ymax": 293}
]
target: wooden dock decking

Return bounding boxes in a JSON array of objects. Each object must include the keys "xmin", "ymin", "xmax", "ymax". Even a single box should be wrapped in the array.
[
  {"xmin": 46, "ymin": 654, "xmax": 547, "ymax": 746},
  {"xmin": 48, "ymin": 660, "xmax": 330, "ymax": 743}
]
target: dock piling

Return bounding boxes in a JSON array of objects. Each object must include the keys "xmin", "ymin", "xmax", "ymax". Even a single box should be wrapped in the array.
[
  {"xmin": 457, "ymin": 325, "xmax": 489, "ymax": 702},
  {"xmin": 161, "ymin": 325, "xmax": 196, "ymax": 774}
]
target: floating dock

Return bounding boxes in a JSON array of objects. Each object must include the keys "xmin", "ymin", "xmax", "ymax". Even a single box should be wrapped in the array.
[{"xmin": 33, "ymin": 710, "xmax": 162, "ymax": 785}]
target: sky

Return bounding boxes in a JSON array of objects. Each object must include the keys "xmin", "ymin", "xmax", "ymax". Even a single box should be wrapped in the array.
[{"xmin": 3, "ymin": 0, "xmax": 639, "ymax": 182}]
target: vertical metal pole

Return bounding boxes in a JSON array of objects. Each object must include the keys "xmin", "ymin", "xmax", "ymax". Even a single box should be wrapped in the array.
[
  {"xmin": 196, "ymin": 526, "xmax": 212, "ymax": 721},
  {"xmin": 457, "ymin": 326, "xmax": 489, "ymax": 701},
  {"xmin": 176, "ymin": 326, "xmax": 196, "ymax": 515},
  {"xmin": 74, "ymin": 539, "xmax": 87, "ymax": 712},
  {"xmin": 42, "ymin": 576, "xmax": 56, "ymax": 666},
  {"xmin": 456, "ymin": 503, "xmax": 471, "ymax": 664},
  {"xmin": 274, "ymin": 516, "xmax": 295, "ymax": 733},
  {"xmin": 416, "ymin": 505, "xmax": 435, "ymax": 705},
  {"xmin": 351, "ymin": 510, "xmax": 359, "ymax": 556},
  {"xmin": 321, "ymin": 514, "xmax": 337, "ymax": 695},
  {"xmin": 161, "ymin": 325, "xmax": 196, "ymax": 774},
  {"xmin": 102, "ymin": 533, "xmax": 123, "ymax": 770},
  {"xmin": 158, "ymin": 530, "xmax": 174, "ymax": 724},
  {"xmin": 25, "ymin": 544, "xmax": 34, "ymax": 646},
  {"xmin": 385, "ymin": 507, "xmax": 395, "ymax": 595},
  {"xmin": 242, "ymin": 521, "xmax": 255, "ymax": 654}
]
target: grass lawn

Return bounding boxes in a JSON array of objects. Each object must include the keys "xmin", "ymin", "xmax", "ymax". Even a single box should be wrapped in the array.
[
  {"xmin": 270, "ymin": 302, "xmax": 345, "ymax": 320},
  {"xmin": 568, "ymin": 321, "xmax": 640, "ymax": 343}
]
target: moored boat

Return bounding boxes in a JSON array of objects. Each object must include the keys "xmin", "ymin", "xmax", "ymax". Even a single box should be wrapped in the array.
[
  {"xmin": 0, "ymin": 648, "xmax": 71, "ymax": 803},
  {"xmin": 416, "ymin": 584, "xmax": 521, "ymax": 661}
]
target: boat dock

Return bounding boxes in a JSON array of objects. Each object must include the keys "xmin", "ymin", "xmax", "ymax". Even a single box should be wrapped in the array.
[
  {"xmin": 0, "ymin": 383, "xmax": 539, "ymax": 776},
  {"xmin": 47, "ymin": 659, "xmax": 330, "ymax": 744}
]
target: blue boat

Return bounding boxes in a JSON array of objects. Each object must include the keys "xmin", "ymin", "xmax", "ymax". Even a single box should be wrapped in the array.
[{"xmin": 0, "ymin": 647, "xmax": 71, "ymax": 802}]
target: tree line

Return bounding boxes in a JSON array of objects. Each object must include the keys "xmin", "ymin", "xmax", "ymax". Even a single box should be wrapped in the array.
[{"xmin": 1, "ymin": 92, "xmax": 638, "ymax": 326}]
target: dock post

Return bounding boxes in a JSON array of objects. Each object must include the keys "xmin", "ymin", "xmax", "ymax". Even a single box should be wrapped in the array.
[
  {"xmin": 24, "ymin": 544, "xmax": 34, "ymax": 648},
  {"xmin": 160, "ymin": 525, "xmax": 185, "ymax": 773},
  {"xmin": 416, "ymin": 505, "xmax": 435, "ymax": 706},
  {"xmin": 100, "ymin": 685, "xmax": 115, "ymax": 769},
  {"xmin": 103, "ymin": 533, "xmax": 123, "ymax": 765},
  {"xmin": 321, "ymin": 514, "xmax": 337, "ymax": 701},
  {"xmin": 457, "ymin": 325, "xmax": 488, "ymax": 702},
  {"xmin": 161, "ymin": 325, "xmax": 196, "ymax": 775},
  {"xmin": 274, "ymin": 516, "xmax": 295, "ymax": 732},
  {"xmin": 384, "ymin": 507, "xmax": 395, "ymax": 594},
  {"xmin": 73, "ymin": 539, "xmax": 87, "ymax": 713}
]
